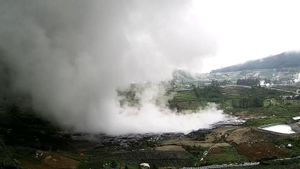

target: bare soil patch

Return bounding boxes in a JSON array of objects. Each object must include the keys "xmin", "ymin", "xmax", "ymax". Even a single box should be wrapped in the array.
[{"xmin": 235, "ymin": 142, "xmax": 288, "ymax": 161}]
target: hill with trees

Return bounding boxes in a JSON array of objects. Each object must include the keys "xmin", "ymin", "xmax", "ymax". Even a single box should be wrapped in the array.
[{"xmin": 212, "ymin": 52, "xmax": 300, "ymax": 73}]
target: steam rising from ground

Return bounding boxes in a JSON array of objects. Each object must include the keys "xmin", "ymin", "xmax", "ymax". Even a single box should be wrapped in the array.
[
  {"xmin": 117, "ymin": 103, "xmax": 226, "ymax": 135},
  {"xmin": 114, "ymin": 85, "xmax": 227, "ymax": 135},
  {"xmin": 295, "ymin": 73, "xmax": 300, "ymax": 83},
  {"xmin": 0, "ymin": 0, "xmax": 226, "ymax": 135}
]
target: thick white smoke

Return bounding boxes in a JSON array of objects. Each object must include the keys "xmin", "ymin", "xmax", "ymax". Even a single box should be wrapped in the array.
[
  {"xmin": 295, "ymin": 73, "xmax": 300, "ymax": 83},
  {"xmin": 0, "ymin": 0, "xmax": 226, "ymax": 135},
  {"xmin": 113, "ymin": 85, "xmax": 227, "ymax": 135}
]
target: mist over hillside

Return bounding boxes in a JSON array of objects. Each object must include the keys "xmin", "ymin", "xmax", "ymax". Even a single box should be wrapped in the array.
[{"xmin": 212, "ymin": 52, "xmax": 300, "ymax": 73}]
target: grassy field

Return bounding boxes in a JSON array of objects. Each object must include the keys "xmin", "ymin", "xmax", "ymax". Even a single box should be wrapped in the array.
[{"xmin": 204, "ymin": 146, "xmax": 248, "ymax": 165}]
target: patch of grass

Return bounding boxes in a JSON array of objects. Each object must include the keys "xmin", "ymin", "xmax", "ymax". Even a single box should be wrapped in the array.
[
  {"xmin": 169, "ymin": 90, "xmax": 208, "ymax": 111},
  {"xmin": 205, "ymin": 146, "xmax": 248, "ymax": 165},
  {"xmin": 174, "ymin": 91, "xmax": 198, "ymax": 101},
  {"xmin": 244, "ymin": 116, "xmax": 290, "ymax": 127},
  {"xmin": 183, "ymin": 146, "xmax": 207, "ymax": 166},
  {"xmin": 274, "ymin": 138, "xmax": 300, "ymax": 157},
  {"xmin": 183, "ymin": 145, "xmax": 207, "ymax": 157}
]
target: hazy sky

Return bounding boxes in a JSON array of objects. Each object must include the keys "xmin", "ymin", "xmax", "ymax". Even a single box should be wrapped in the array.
[{"xmin": 189, "ymin": 0, "xmax": 300, "ymax": 72}]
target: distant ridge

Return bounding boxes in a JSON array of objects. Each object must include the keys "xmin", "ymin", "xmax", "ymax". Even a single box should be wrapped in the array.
[{"xmin": 211, "ymin": 52, "xmax": 300, "ymax": 73}]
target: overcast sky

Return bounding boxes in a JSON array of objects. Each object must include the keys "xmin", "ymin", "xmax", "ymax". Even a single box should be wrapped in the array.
[{"xmin": 189, "ymin": 0, "xmax": 300, "ymax": 72}]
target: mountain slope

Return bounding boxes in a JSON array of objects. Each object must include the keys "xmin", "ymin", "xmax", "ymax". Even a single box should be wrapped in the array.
[{"xmin": 212, "ymin": 52, "xmax": 300, "ymax": 73}]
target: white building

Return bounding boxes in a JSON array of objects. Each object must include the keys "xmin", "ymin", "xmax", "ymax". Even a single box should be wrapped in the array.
[{"xmin": 140, "ymin": 163, "xmax": 150, "ymax": 169}]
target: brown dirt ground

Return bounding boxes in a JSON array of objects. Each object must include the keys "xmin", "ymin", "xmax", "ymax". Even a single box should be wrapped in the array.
[
  {"xmin": 155, "ymin": 145, "xmax": 186, "ymax": 152},
  {"xmin": 235, "ymin": 142, "xmax": 288, "ymax": 161},
  {"xmin": 162, "ymin": 139, "xmax": 230, "ymax": 148},
  {"xmin": 209, "ymin": 146, "xmax": 224, "ymax": 154},
  {"xmin": 20, "ymin": 152, "xmax": 79, "ymax": 169},
  {"xmin": 225, "ymin": 127, "xmax": 275, "ymax": 144}
]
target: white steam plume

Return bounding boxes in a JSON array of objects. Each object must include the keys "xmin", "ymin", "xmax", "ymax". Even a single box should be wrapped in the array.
[
  {"xmin": 295, "ymin": 73, "xmax": 300, "ymax": 83},
  {"xmin": 0, "ymin": 0, "xmax": 225, "ymax": 135},
  {"xmin": 114, "ymin": 85, "xmax": 227, "ymax": 135}
]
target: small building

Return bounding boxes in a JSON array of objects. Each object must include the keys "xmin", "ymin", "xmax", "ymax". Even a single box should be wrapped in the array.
[
  {"xmin": 292, "ymin": 116, "xmax": 300, "ymax": 121},
  {"xmin": 140, "ymin": 163, "xmax": 150, "ymax": 169}
]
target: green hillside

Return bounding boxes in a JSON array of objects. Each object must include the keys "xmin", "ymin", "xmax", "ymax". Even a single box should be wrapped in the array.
[{"xmin": 212, "ymin": 52, "xmax": 300, "ymax": 73}]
